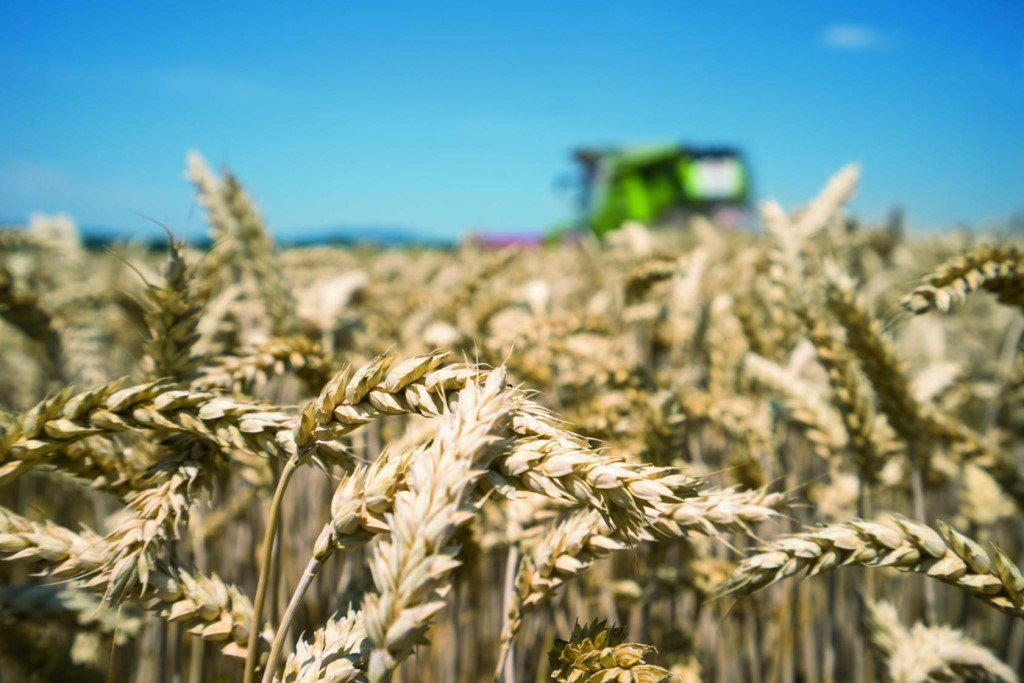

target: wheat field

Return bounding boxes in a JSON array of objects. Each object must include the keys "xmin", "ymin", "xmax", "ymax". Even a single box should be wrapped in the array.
[{"xmin": 1, "ymin": 153, "xmax": 1023, "ymax": 682}]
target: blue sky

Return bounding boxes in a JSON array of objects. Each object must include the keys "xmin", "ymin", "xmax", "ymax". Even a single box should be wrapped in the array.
[{"xmin": 1, "ymin": 1, "xmax": 1022, "ymax": 240}]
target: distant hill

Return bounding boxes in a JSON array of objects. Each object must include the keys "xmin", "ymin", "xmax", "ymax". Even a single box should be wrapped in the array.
[
  {"xmin": 1, "ymin": 218, "xmax": 457, "ymax": 249},
  {"xmin": 290, "ymin": 224, "xmax": 455, "ymax": 248}
]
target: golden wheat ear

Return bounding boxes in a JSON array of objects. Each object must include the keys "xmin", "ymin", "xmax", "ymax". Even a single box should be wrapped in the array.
[
  {"xmin": 903, "ymin": 244, "xmax": 1024, "ymax": 314},
  {"xmin": 548, "ymin": 619, "xmax": 671, "ymax": 683},
  {"xmin": 866, "ymin": 600, "xmax": 1017, "ymax": 683}
]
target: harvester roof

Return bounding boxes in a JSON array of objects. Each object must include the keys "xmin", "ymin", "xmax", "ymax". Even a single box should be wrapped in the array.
[
  {"xmin": 572, "ymin": 143, "xmax": 745, "ymax": 171},
  {"xmin": 572, "ymin": 144, "xmax": 683, "ymax": 171}
]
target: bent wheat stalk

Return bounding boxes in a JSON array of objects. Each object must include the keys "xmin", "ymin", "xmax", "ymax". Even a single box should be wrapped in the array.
[
  {"xmin": 495, "ymin": 487, "xmax": 786, "ymax": 677},
  {"xmin": 0, "ymin": 504, "xmax": 267, "ymax": 657},
  {"xmin": 0, "ymin": 379, "xmax": 295, "ymax": 484},
  {"xmin": 723, "ymin": 515, "xmax": 1024, "ymax": 619}
]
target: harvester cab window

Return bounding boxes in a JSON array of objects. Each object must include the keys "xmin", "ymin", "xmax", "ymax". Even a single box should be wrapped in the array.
[{"xmin": 684, "ymin": 156, "xmax": 745, "ymax": 202}]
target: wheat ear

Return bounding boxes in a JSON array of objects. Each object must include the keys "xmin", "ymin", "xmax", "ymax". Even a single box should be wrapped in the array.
[
  {"xmin": 824, "ymin": 266, "xmax": 924, "ymax": 448},
  {"xmin": 796, "ymin": 305, "xmax": 892, "ymax": 481},
  {"xmin": 300, "ymin": 352, "xmax": 698, "ymax": 539},
  {"xmin": 277, "ymin": 610, "xmax": 369, "ymax": 682},
  {"xmin": 0, "ymin": 379, "xmax": 296, "ymax": 483},
  {"xmin": 548, "ymin": 619, "xmax": 670, "ymax": 683},
  {"xmin": 362, "ymin": 371, "xmax": 514, "ymax": 682},
  {"xmin": 140, "ymin": 236, "xmax": 206, "ymax": 381},
  {"xmin": 743, "ymin": 351, "xmax": 847, "ymax": 462},
  {"xmin": 903, "ymin": 244, "xmax": 1024, "ymax": 314},
  {"xmin": 193, "ymin": 335, "xmax": 329, "ymax": 394},
  {"xmin": 867, "ymin": 600, "xmax": 1017, "ymax": 683}
]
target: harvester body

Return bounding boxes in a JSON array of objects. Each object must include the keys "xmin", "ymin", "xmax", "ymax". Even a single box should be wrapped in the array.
[{"xmin": 564, "ymin": 143, "xmax": 751, "ymax": 238}]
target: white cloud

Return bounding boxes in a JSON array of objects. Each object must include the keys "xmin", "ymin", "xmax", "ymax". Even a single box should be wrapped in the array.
[
  {"xmin": 821, "ymin": 24, "xmax": 895, "ymax": 51},
  {"xmin": 150, "ymin": 68, "xmax": 273, "ymax": 100}
]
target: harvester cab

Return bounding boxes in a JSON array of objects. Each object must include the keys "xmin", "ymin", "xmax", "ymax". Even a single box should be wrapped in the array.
[{"xmin": 552, "ymin": 143, "xmax": 751, "ymax": 239}]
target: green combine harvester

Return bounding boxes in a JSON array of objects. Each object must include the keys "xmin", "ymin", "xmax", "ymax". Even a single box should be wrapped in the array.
[{"xmin": 551, "ymin": 143, "xmax": 752, "ymax": 239}]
